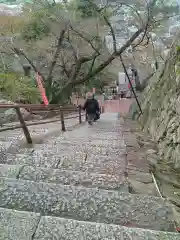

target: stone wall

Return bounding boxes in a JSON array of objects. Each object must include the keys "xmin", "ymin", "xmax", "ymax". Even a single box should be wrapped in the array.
[{"xmin": 140, "ymin": 37, "xmax": 180, "ymax": 169}]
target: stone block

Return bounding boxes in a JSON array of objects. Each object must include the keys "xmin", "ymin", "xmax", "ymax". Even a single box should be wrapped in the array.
[
  {"xmin": 0, "ymin": 207, "xmax": 40, "ymax": 240},
  {"xmin": 19, "ymin": 166, "xmax": 128, "ymax": 191},
  {"xmin": 33, "ymin": 217, "xmax": 179, "ymax": 240},
  {"xmin": 0, "ymin": 178, "xmax": 175, "ymax": 232},
  {"xmin": 0, "ymin": 164, "xmax": 22, "ymax": 178}
]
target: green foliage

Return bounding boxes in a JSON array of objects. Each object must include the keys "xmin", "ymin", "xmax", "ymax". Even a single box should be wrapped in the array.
[
  {"xmin": 21, "ymin": 20, "xmax": 50, "ymax": 41},
  {"xmin": 176, "ymin": 46, "xmax": 180, "ymax": 56},
  {"xmin": 12, "ymin": 0, "xmax": 114, "ymax": 104},
  {"xmin": 21, "ymin": 1, "xmax": 69, "ymax": 41},
  {"xmin": 0, "ymin": 72, "xmax": 40, "ymax": 103},
  {"xmin": 21, "ymin": 6, "xmax": 52, "ymax": 41},
  {"xmin": 74, "ymin": 0, "xmax": 112, "ymax": 22},
  {"xmin": 175, "ymin": 46, "xmax": 180, "ymax": 75},
  {"xmin": 75, "ymin": 0, "xmax": 96, "ymax": 18},
  {"xmin": 84, "ymin": 73, "xmax": 108, "ymax": 93},
  {"xmin": 77, "ymin": 61, "xmax": 115, "ymax": 94}
]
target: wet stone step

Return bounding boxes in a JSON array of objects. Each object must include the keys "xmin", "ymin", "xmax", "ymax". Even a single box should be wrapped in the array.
[
  {"xmin": 33, "ymin": 217, "xmax": 179, "ymax": 240},
  {"xmin": 90, "ymin": 128, "xmax": 122, "ymax": 132},
  {"xmin": 6, "ymin": 145, "xmax": 34, "ymax": 155},
  {"xmin": 55, "ymin": 139, "xmax": 125, "ymax": 148},
  {"xmin": 0, "ymin": 207, "xmax": 40, "ymax": 240},
  {"xmin": 67, "ymin": 130, "xmax": 122, "ymax": 137},
  {"xmin": 83, "ymin": 123, "xmax": 119, "ymax": 129},
  {"xmin": 1, "ymin": 151, "xmax": 125, "ymax": 171},
  {"xmin": 53, "ymin": 142, "xmax": 126, "ymax": 155},
  {"xmin": 65, "ymin": 134, "xmax": 121, "ymax": 141},
  {"xmin": 19, "ymin": 166, "xmax": 128, "ymax": 191},
  {"xmin": 29, "ymin": 136, "xmax": 124, "ymax": 149},
  {"xmin": 127, "ymin": 164, "xmax": 150, "ymax": 173},
  {"xmin": 0, "ymin": 140, "xmax": 12, "ymax": 149},
  {"xmin": 90, "ymin": 122, "xmax": 121, "ymax": 127},
  {"xmin": 0, "ymin": 177, "xmax": 175, "ymax": 232},
  {"xmin": 88, "ymin": 129, "xmax": 122, "ymax": 133},
  {"xmin": 91, "ymin": 122, "xmax": 121, "ymax": 126},
  {"xmin": 72, "ymin": 125, "xmax": 122, "ymax": 131},
  {"xmin": 128, "ymin": 169, "xmax": 153, "ymax": 184},
  {"xmin": 0, "ymin": 164, "xmax": 22, "ymax": 178},
  {"xmin": 32, "ymin": 143, "xmax": 126, "ymax": 157},
  {"xmin": 57, "ymin": 154, "xmax": 126, "ymax": 175},
  {"xmin": 1, "ymin": 153, "xmax": 60, "ymax": 168}
]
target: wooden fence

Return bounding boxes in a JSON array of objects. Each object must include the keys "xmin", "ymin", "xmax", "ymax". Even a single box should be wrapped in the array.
[{"xmin": 0, "ymin": 104, "xmax": 86, "ymax": 144}]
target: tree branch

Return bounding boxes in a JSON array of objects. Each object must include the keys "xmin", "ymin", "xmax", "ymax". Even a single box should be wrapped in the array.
[
  {"xmin": 83, "ymin": 27, "xmax": 144, "ymax": 82},
  {"xmin": 66, "ymin": 29, "xmax": 78, "ymax": 61},
  {"xmin": 12, "ymin": 47, "xmax": 45, "ymax": 80},
  {"xmin": 58, "ymin": 26, "xmax": 144, "ymax": 94},
  {"xmin": 46, "ymin": 28, "xmax": 66, "ymax": 85},
  {"xmin": 91, "ymin": 1, "xmax": 117, "ymax": 53},
  {"xmin": 132, "ymin": 0, "xmax": 156, "ymax": 49},
  {"xmin": 58, "ymin": 55, "xmax": 71, "ymax": 78},
  {"xmin": 120, "ymin": 54, "xmax": 143, "ymax": 115},
  {"xmin": 68, "ymin": 60, "xmax": 82, "ymax": 84},
  {"xmin": 0, "ymin": 52, "xmax": 7, "ymax": 71},
  {"xmin": 88, "ymin": 54, "xmax": 98, "ymax": 76},
  {"xmin": 70, "ymin": 26, "xmax": 101, "ymax": 55}
]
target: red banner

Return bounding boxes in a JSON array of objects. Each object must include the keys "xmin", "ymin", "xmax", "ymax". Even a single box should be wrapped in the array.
[{"xmin": 36, "ymin": 73, "xmax": 49, "ymax": 105}]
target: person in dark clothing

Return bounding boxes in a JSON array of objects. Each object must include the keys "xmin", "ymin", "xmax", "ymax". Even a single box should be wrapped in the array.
[
  {"xmin": 83, "ymin": 92, "xmax": 100, "ymax": 124},
  {"xmin": 92, "ymin": 94, "xmax": 101, "ymax": 121}
]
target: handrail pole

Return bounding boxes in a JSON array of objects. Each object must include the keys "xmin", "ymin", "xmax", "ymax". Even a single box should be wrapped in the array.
[
  {"xmin": 78, "ymin": 105, "xmax": 82, "ymax": 124},
  {"xmin": 0, "ymin": 104, "xmax": 84, "ymax": 134},
  {"xmin": 119, "ymin": 55, "xmax": 143, "ymax": 115},
  {"xmin": 15, "ymin": 107, "xmax": 32, "ymax": 144},
  {"xmin": 60, "ymin": 110, "xmax": 66, "ymax": 131}
]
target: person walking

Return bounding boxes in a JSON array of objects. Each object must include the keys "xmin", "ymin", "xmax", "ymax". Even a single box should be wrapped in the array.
[
  {"xmin": 92, "ymin": 94, "xmax": 101, "ymax": 121},
  {"xmin": 83, "ymin": 92, "xmax": 100, "ymax": 125}
]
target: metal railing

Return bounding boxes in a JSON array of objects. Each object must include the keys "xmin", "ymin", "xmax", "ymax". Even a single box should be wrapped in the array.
[{"xmin": 0, "ymin": 104, "xmax": 85, "ymax": 144}]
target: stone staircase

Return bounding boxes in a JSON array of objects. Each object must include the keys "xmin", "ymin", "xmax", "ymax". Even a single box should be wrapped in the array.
[{"xmin": 0, "ymin": 113, "xmax": 179, "ymax": 239}]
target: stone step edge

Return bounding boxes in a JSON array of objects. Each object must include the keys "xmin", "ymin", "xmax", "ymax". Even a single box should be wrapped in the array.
[
  {"xmin": 0, "ymin": 163, "xmax": 126, "ymax": 178},
  {"xmin": 0, "ymin": 164, "xmax": 127, "ymax": 184},
  {"xmin": 6, "ymin": 147, "xmax": 126, "ymax": 157},
  {"xmin": 55, "ymin": 140, "xmax": 124, "ymax": 147},
  {"xmin": 0, "ymin": 176, "xmax": 168, "ymax": 201},
  {"xmin": 1, "ymin": 207, "xmax": 178, "ymax": 239},
  {"xmin": 34, "ymin": 216, "xmax": 180, "ymax": 238},
  {"xmin": 0, "ymin": 178, "xmax": 176, "ymax": 232},
  {"xmin": 0, "ymin": 163, "xmax": 152, "ymax": 184},
  {"xmin": 0, "ymin": 163, "xmax": 153, "ymax": 184}
]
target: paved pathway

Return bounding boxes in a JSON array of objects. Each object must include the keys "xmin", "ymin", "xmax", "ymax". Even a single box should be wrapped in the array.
[
  {"xmin": 0, "ymin": 110, "xmax": 179, "ymax": 239},
  {"xmin": 104, "ymin": 99, "xmax": 134, "ymax": 114}
]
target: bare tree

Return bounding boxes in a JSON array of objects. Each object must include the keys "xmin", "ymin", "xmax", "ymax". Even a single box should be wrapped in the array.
[{"xmin": 0, "ymin": 0, "xmax": 161, "ymax": 102}]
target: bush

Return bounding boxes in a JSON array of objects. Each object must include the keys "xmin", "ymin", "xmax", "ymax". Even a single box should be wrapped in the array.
[
  {"xmin": 21, "ymin": 8, "xmax": 51, "ymax": 41},
  {"xmin": 21, "ymin": 19, "xmax": 50, "ymax": 41},
  {"xmin": 0, "ymin": 72, "xmax": 40, "ymax": 103}
]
